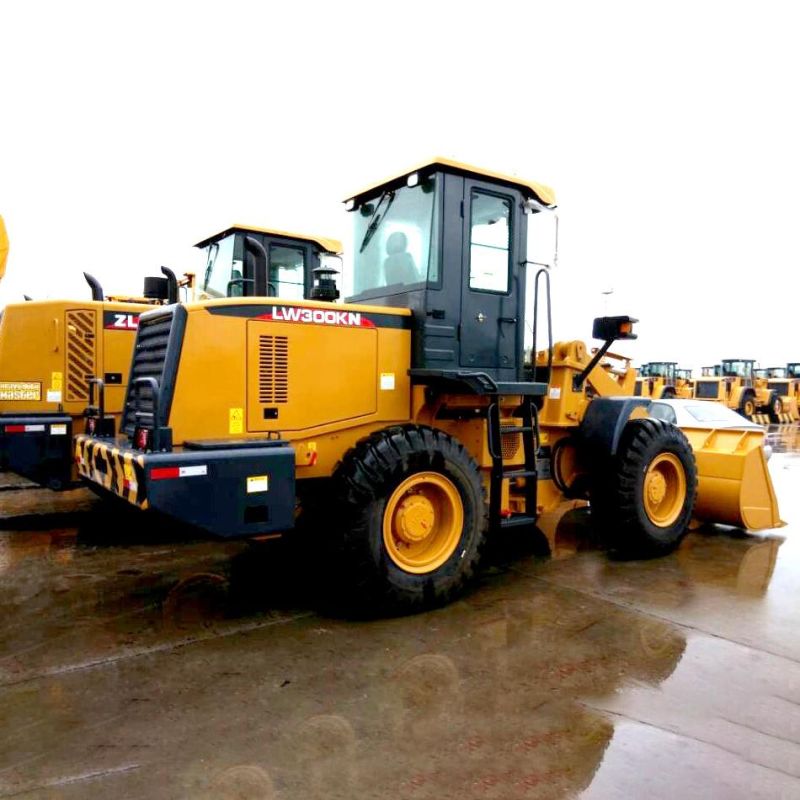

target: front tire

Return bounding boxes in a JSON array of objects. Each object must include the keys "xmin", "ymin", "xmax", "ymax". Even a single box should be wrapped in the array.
[
  {"xmin": 591, "ymin": 418, "xmax": 697, "ymax": 557},
  {"xmin": 740, "ymin": 393, "xmax": 757, "ymax": 418},
  {"xmin": 768, "ymin": 392, "xmax": 783, "ymax": 423},
  {"xmin": 325, "ymin": 425, "xmax": 488, "ymax": 614}
]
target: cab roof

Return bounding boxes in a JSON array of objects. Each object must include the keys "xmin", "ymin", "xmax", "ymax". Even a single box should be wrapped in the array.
[
  {"xmin": 194, "ymin": 225, "xmax": 342, "ymax": 255},
  {"xmin": 344, "ymin": 157, "xmax": 557, "ymax": 208}
]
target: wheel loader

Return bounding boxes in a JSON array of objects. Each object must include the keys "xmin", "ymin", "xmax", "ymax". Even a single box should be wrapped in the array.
[
  {"xmin": 0, "ymin": 224, "xmax": 341, "ymax": 490},
  {"xmin": 693, "ymin": 359, "xmax": 781, "ymax": 423},
  {"xmin": 73, "ymin": 159, "xmax": 783, "ymax": 612},
  {"xmin": 674, "ymin": 368, "xmax": 694, "ymax": 398},
  {"xmin": 633, "ymin": 361, "xmax": 685, "ymax": 399},
  {"xmin": 757, "ymin": 366, "xmax": 800, "ymax": 423}
]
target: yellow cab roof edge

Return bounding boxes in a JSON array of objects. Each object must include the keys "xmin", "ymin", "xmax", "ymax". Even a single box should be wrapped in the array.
[
  {"xmin": 344, "ymin": 157, "xmax": 557, "ymax": 207},
  {"xmin": 194, "ymin": 225, "xmax": 343, "ymax": 255}
]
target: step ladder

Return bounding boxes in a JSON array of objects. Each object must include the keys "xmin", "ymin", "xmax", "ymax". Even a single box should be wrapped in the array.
[{"xmin": 487, "ymin": 396, "xmax": 541, "ymax": 534}]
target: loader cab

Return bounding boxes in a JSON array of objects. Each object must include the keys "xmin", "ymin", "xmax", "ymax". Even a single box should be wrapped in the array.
[
  {"xmin": 195, "ymin": 226, "xmax": 343, "ymax": 301},
  {"xmin": 675, "ymin": 368, "xmax": 692, "ymax": 381},
  {"xmin": 702, "ymin": 365, "xmax": 722, "ymax": 377},
  {"xmin": 721, "ymin": 359, "xmax": 754, "ymax": 384},
  {"xmin": 787, "ymin": 363, "xmax": 800, "ymax": 379},
  {"xmin": 344, "ymin": 158, "xmax": 557, "ymax": 386},
  {"xmin": 648, "ymin": 362, "xmax": 677, "ymax": 380}
]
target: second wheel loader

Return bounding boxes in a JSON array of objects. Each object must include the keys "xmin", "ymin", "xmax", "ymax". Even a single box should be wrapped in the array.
[
  {"xmin": 74, "ymin": 159, "xmax": 783, "ymax": 612},
  {"xmin": 756, "ymin": 366, "xmax": 800, "ymax": 423},
  {"xmin": 694, "ymin": 359, "xmax": 782, "ymax": 423},
  {"xmin": 0, "ymin": 224, "xmax": 341, "ymax": 490}
]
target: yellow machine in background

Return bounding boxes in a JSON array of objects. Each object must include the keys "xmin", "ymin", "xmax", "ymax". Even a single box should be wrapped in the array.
[
  {"xmin": 0, "ymin": 225, "xmax": 341, "ymax": 489},
  {"xmin": 634, "ymin": 361, "xmax": 687, "ymax": 399},
  {"xmin": 634, "ymin": 362, "xmax": 693, "ymax": 400},
  {"xmin": 74, "ymin": 160, "xmax": 782, "ymax": 612},
  {"xmin": 694, "ymin": 359, "xmax": 782, "ymax": 423},
  {"xmin": 756, "ymin": 366, "xmax": 800, "ymax": 423},
  {"xmin": 0, "ymin": 215, "xmax": 8, "ymax": 282},
  {"xmin": 674, "ymin": 368, "xmax": 694, "ymax": 399}
]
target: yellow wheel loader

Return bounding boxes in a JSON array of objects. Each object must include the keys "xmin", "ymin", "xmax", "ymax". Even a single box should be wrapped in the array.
[
  {"xmin": 0, "ymin": 224, "xmax": 341, "ymax": 490},
  {"xmin": 633, "ymin": 361, "xmax": 683, "ymax": 399},
  {"xmin": 757, "ymin": 366, "xmax": 800, "ymax": 423},
  {"xmin": 674, "ymin": 368, "xmax": 694, "ymax": 399},
  {"xmin": 693, "ymin": 359, "xmax": 780, "ymax": 423},
  {"xmin": 73, "ymin": 159, "xmax": 783, "ymax": 612}
]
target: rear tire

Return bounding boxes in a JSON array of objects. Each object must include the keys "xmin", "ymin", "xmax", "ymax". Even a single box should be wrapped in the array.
[
  {"xmin": 324, "ymin": 425, "xmax": 488, "ymax": 614},
  {"xmin": 591, "ymin": 418, "xmax": 697, "ymax": 557}
]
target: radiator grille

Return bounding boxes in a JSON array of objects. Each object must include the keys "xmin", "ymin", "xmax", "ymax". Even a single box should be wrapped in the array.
[
  {"xmin": 259, "ymin": 335, "xmax": 288, "ymax": 404},
  {"xmin": 768, "ymin": 381, "xmax": 788, "ymax": 393},
  {"xmin": 65, "ymin": 309, "xmax": 97, "ymax": 401},
  {"xmin": 695, "ymin": 380, "xmax": 719, "ymax": 399},
  {"xmin": 122, "ymin": 309, "xmax": 175, "ymax": 434}
]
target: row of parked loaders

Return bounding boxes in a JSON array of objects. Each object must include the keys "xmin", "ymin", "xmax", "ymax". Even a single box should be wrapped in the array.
[
  {"xmin": 635, "ymin": 360, "xmax": 800, "ymax": 424},
  {"xmin": 0, "ymin": 160, "xmax": 785, "ymax": 612}
]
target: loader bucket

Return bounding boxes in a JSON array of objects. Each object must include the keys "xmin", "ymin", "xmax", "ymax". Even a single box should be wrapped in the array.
[{"xmin": 681, "ymin": 427, "xmax": 784, "ymax": 531}]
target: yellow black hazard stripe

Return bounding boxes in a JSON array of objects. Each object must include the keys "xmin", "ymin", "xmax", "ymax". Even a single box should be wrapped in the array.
[{"xmin": 74, "ymin": 435, "xmax": 149, "ymax": 509}]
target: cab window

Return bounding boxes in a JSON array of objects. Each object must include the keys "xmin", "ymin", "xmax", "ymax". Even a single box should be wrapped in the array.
[
  {"xmin": 269, "ymin": 245, "xmax": 306, "ymax": 300},
  {"xmin": 469, "ymin": 191, "xmax": 511, "ymax": 293}
]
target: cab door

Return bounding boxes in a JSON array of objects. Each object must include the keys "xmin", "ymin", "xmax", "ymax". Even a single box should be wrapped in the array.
[{"xmin": 459, "ymin": 181, "xmax": 522, "ymax": 372}]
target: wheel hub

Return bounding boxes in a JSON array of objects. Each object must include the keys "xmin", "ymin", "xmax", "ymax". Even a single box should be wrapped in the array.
[
  {"xmin": 382, "ymin": 472, "xmax": 464, "ymax": 574},
  {"xmin": 642, "ymin": 453, "xmax": 687, "ymax": 528},
  {"xmin": 646, "ymin": 471, "xmax": 667, "ymax": 505},
  {"xmin": 395, "ymin": 495, "xmax": 435, "ymax": 544}
]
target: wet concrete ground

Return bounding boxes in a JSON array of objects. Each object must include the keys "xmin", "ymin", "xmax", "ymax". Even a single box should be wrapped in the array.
[{"xmin": 1, "ymin": 426, "xmax": 799, "ymax": 799}]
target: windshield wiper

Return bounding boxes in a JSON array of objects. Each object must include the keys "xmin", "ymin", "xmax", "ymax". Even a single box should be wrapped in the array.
[
  {"xmin": 203, "ymin": 242, "xmax": 219, "ymax": 290},
  {"xmin": 358, "ymin": 191, "xmax": 396, "ymax": 253}
]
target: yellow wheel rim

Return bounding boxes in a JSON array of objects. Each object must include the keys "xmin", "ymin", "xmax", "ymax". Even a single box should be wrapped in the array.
[
  {"xmin": 642, "ymin": 453, "xmax": 686, "ymax": 528},
  {"xmin": 383, "ymin": 472, "xmax": 463, "ymax": 574},
  {"xmin": 744, "ymin": 399, "xmax": 755, "ymax": 416}
]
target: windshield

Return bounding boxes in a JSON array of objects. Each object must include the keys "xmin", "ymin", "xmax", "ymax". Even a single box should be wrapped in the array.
[
  {"xmin": 702, "ymin": 366, "xmax": 721, "ymax": 377},
  {"xmin": 648, "ymin": 362, "xmax": 675, "ymax": 379},
  {"xmin": 202, "ymin": 234, "xmax": 244, "ymax": 298},
  {"xmin": 722, "ymin": 360, "xmax": 752, "ymax": 378},
  {"xmin": 350, "ymin": 181, "xmax": 439, "ymax": 298}
]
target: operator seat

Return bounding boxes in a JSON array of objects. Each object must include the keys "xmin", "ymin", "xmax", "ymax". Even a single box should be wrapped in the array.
[{"xmin": 383, "ymin": 231, "xmax": 419, "ymax": 285}]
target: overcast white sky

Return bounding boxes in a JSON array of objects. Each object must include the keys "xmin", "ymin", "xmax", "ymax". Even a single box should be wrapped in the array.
[{"xmin": 1, "ymin": 0, "xmax": 798, "ymax": 372}]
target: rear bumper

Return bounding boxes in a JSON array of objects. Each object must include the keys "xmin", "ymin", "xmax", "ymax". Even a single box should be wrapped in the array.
[
  {"xmin": 0, "ymin": 413, "xmax": 74, "ymax": 489},
  {"xmin": 74, "ymin": 435, "xmax": 296, "ymax": 537}
]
